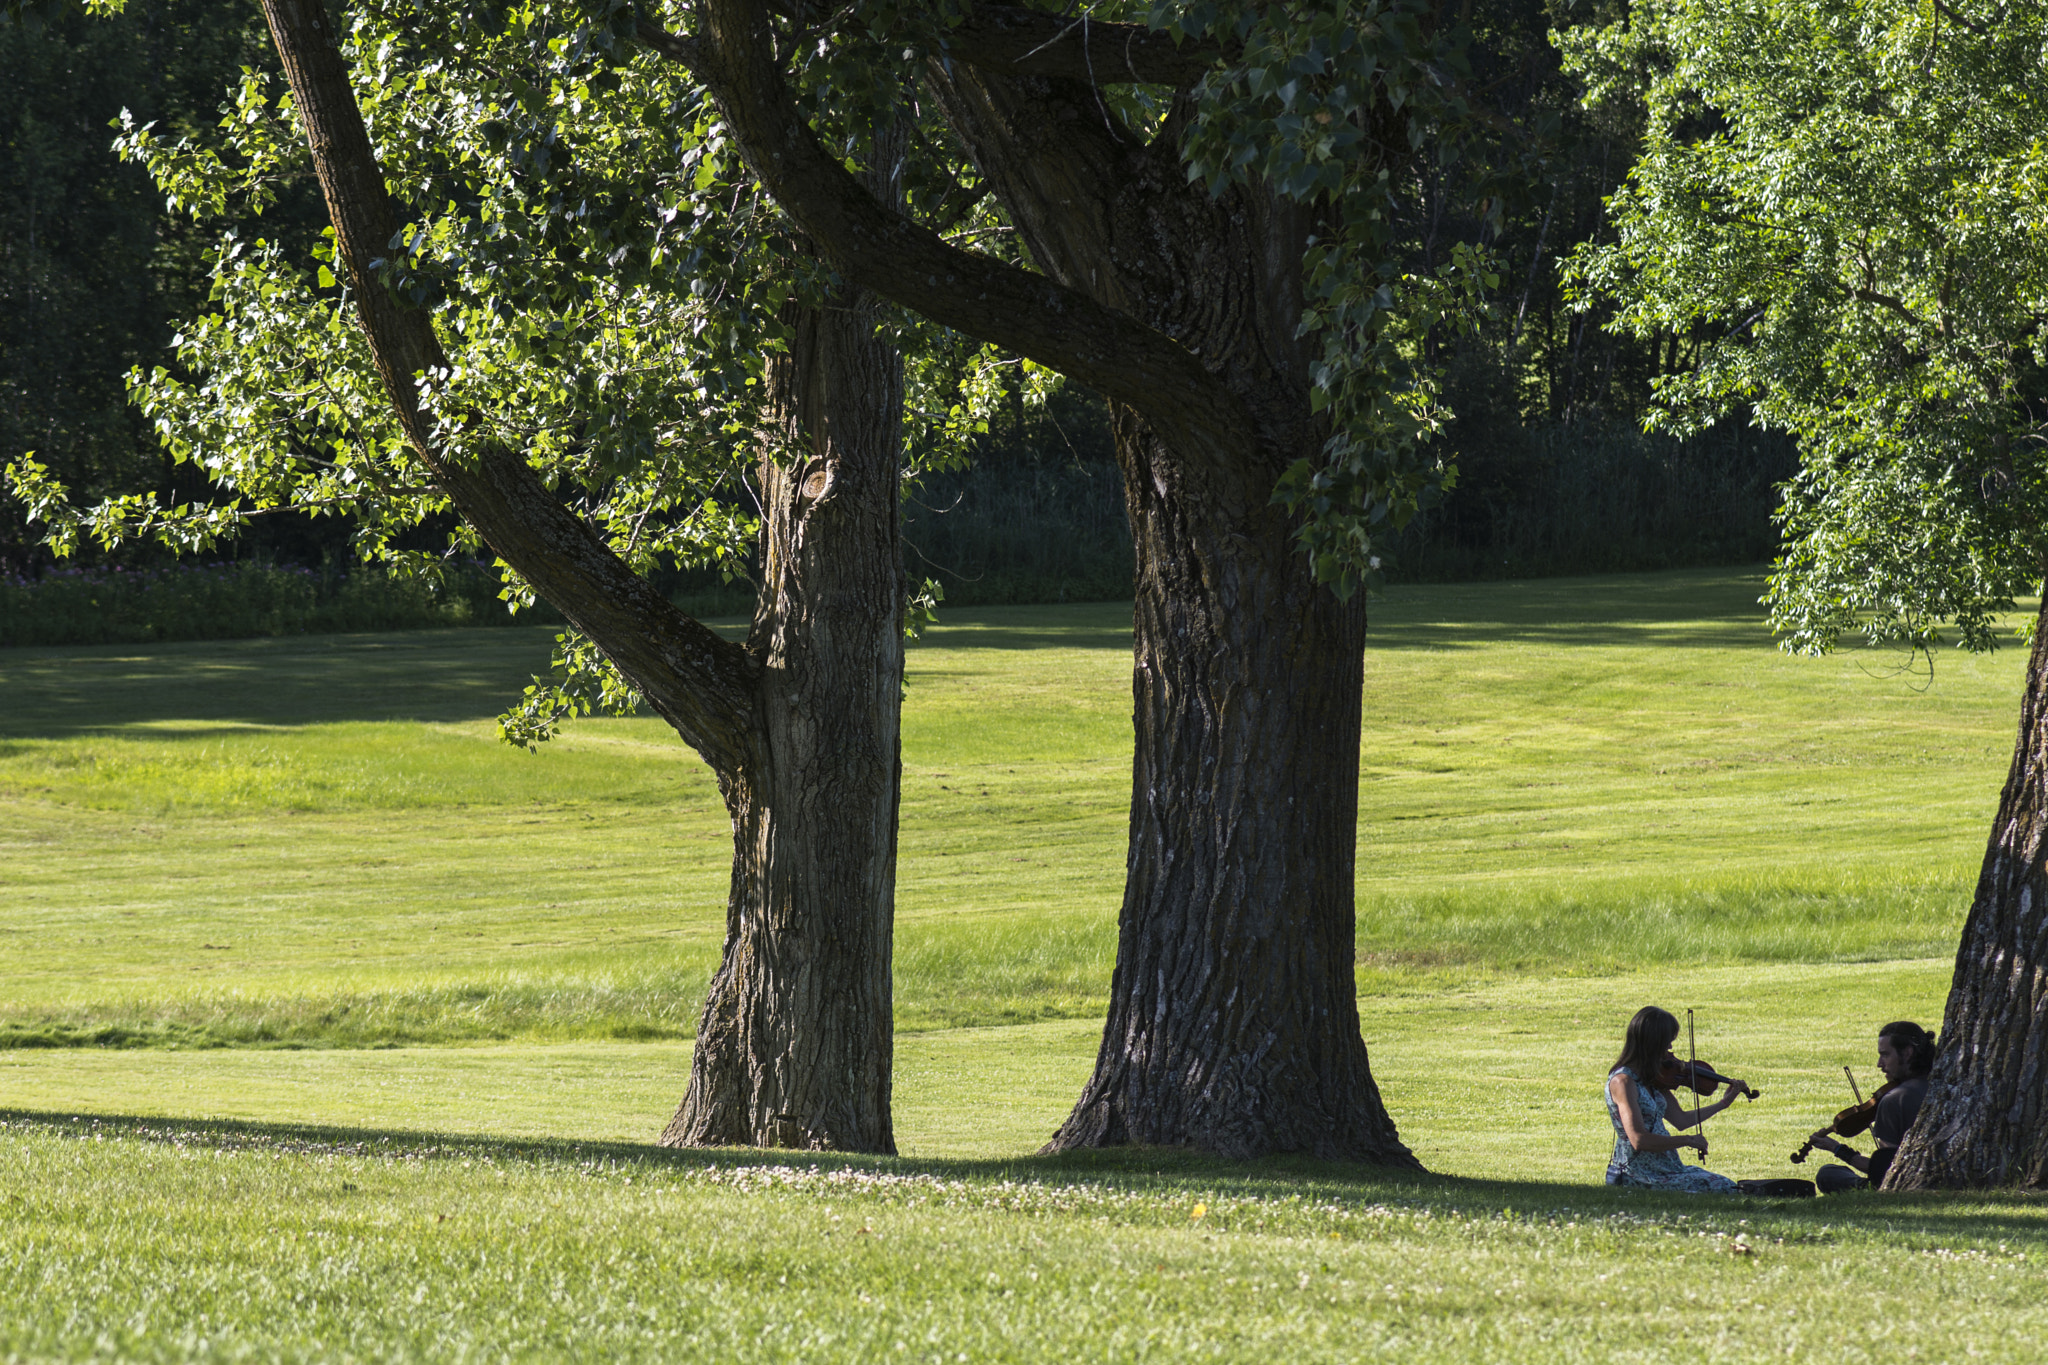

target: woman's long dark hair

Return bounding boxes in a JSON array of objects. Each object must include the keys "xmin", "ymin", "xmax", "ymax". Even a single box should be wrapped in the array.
[{"xmin": 1614, "ymin": 1006, "xmax": 1680, "ymax": 1087}]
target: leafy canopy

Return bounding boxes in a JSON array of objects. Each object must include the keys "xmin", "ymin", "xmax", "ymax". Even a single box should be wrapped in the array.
[
  {"xmin": 1563, "ymin": 0, "xmax": 2048, "ymax": 656},
  {"xmin": 1158, "ymin": 0, "xmax": 1498, "ymax": 594},
  {"xmin": 6, "ymin": 0, "xmax": 1506, "ymax": 617},
  {"xmin": 4, "ymin": 0, "xmax": 1029, "ymax": 739}
]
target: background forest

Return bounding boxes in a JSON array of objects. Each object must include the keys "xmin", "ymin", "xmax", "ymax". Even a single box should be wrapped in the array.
[{"xmin": 0, "ymin": 0, "xmax": 1792, "ymax": 641}]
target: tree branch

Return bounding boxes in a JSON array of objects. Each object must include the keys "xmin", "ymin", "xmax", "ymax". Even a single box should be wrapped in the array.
[
  {"xmin": 938, "ymin": 5, "xmax": 1225, "ymax": 87},
  {"xmin": 255, "ymin": 0, "xmax": 759, "ymax": 774},
  {"xmin": 928, "ymin": 175, "xmax": 991, "ymax": 233},
  {"xmin": 1929, "ymin": 0, "xmax": 1993, "ymax": 36},
  {"xmin": 639, "ymin": 5, "xmax": 1261, "ymax": 468},
  {"xmin": 1851, "ymin": 286, "xmax": 1926, "ymax": 328}
]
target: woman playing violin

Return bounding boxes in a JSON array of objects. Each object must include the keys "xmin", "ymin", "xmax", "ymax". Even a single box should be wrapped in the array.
[{"xmin": 1605, "ymin": 1006, "xmax": 1751, "ymax": 1193}]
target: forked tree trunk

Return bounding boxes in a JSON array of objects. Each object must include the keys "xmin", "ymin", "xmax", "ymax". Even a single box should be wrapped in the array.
[
  {"xmin": 258, "ymin": 0, "xmax": 903, "ymax": 1153},
  {"xmin": 663, "ymin": 293, "xmax": 904, "ymax": 1152},
  {"xmin": 1886, "ymin": 593, "xmax": 2048, "ymax": 1189},
  {"xmin": 664, "ymin": 1, "xmax": 1420, "ymax": 1162}
]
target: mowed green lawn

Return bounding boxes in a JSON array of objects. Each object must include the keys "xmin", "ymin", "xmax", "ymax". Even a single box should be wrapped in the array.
[
  {"xmin": 0, "ymin": 568, "xmax": 2016, "ymax": 1046},
  {"xmin": 3, "ymin": 567, "xmax": 2044, "ymax": 1362}
]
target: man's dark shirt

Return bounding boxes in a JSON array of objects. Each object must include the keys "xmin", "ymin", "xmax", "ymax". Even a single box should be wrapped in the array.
[{"xmin": 1868, "ymin": 1076, "xmax": 1929, "ymax": 1185}]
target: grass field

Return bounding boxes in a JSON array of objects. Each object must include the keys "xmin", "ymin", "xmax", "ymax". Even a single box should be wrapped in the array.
[
  {"xmin": 0, "ymin": 569, "xmax": 2018, "ymax": 1048},
  {"xmin": 3, "ymin": 567, "xmax": 2044, "ymax": 1362}
]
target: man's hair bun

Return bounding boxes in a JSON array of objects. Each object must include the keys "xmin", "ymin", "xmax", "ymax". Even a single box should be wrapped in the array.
[{"xmin": 1879, "ymin": 1021, "xmax": 1938, "ymax": 1077}]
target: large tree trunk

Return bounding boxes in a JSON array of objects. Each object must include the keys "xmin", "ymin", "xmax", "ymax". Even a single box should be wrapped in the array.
[
  {"xmin": 258, "ymin": 0, "xmax": 902, "ymax": 1153},
  {"xmin": 1046, "ymin": 401, "xmax": 1409, "ymax": 1160},
  {"xmin": 663, "ymin": 291, "xmax": 904, "ymax": 1152},
  {"xmin": 923, "ymin": 69, "xmax": 1413, "ymax": 1163},
  {"xmin": 1886, "ymin": 594, "xmax": 2048, "ymax": 1189}
]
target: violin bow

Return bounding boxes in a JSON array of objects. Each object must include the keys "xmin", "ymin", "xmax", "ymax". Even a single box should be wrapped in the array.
[
  {"xmin": 1843, "ymin": 1064, "xmax": 1863, "ymax": 1105},
  {"xmin": 1688, "ymin": 1008, "xmax": 1703, "ymax": 1162}
]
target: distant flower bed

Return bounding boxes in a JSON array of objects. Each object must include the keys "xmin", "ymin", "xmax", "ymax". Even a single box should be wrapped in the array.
[{"xmin": 0, "ymin": 560, "xmax": 549, "ymax": 648}]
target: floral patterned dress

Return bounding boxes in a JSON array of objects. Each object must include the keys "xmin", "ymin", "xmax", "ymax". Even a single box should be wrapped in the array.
[{"xmin": 1606, "ymin": 1066, "xmax": 1739, "ymax": 1193}]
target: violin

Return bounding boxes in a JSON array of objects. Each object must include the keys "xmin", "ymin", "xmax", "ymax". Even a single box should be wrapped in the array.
[
  {"xmin": 1655, "ymin": 1056, "xmax": 1760, "ymax": 1100},
  {"xmin": 1790, "ymin": 1080, "xmax": 1895, "ymax": 1164}
]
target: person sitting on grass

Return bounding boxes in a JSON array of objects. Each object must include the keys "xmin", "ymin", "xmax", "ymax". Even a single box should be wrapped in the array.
[
  {"xmin": 1805, "ymin": 1020, "xmax": 1936, "ymax": 1193},
  {"xmin": 1605, "ymin": 1005, "xmax": 1751, "ymax": 1193}
]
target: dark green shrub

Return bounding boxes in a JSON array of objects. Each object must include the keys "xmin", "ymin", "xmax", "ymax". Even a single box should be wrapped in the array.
[
  {"xmin": 1388, "ymin": 419, "xmax": 1795, "ymax": 582},
  {"xmin": 901, "ymin": 461, "xmax": 1133, "ymax": 607},
  {"xmin": 0, "ymin": 560, "xmax": 550, "ymax": 648}
]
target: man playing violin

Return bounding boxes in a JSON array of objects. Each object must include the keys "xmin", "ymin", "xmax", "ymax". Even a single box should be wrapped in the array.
[{"xmin": 1806, "ymin": 1021, "xmax": 1936, "ymax": 1193}]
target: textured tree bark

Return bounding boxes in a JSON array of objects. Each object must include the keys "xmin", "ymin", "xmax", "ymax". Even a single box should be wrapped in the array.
[
  {"xmin": 658, "ymin": 0, "xmax": 1420, "ymax": 1162},
  {"xmin": 1048, "ymin": 402, "xmax": 1409, "ymax": 1160},
  {"xmin": 258, "ymin": 0, "xmax": 901, "ymax": 1153},
  {"xmin": 910, "ymin": 57, "xmax": 1412, "ymax": 1164},
  {"xmin": 1886, "ymin": 594, "xmax": 2048, "ymax": 1190},
  {"xmin": 663, "ymin": 291, "xmax": 904, "ymax": 1152}
]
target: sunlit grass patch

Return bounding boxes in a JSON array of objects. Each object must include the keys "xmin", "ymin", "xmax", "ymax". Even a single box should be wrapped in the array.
[
  {"xmin": 1, "ymin": 1111, "xmax": 2041, "ymax": 1363},
  {"xmin": 0, "ymin": 960, "xmax": 1959, "ymax": 1177},
  {"xmin": 1354, "ymin": 866, "xmax": 1974, "ymax": 980},
  {"xmin": 0, "ymin": 569, "xmax": 2028, "ymax": 1049},
  {"xmin": 0, "ymin": 969, "xmax": 712, "ymax": 1050}
]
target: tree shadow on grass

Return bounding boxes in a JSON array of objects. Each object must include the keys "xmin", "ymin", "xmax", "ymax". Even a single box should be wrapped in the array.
[
  {"xmin": 1368, "ymin": 616, "xmax": 1774, "ymax": 653},
  {"xmin": 0, "ymin": 629, "xmax": 571, "ymax": 736},
  {"xmin": 912, "ymin": 623, "xmax": 1134, "ymax": 653},
  {"xmin": 917, "ymin": 572, "xmax": 1785, "ymax": 654},
  {"xmin": 8, "ymin": 1107, "xmax": 2042, "ymax": 1245},
  {"xmin": 908, "ymin": 600, "xmax": 1133, "ymax": 655},
  {"xmin": 1368, "ymin": 570, "xmax": 1777, "ymax": 653},
  {"xmin": 0, "ymin": 609, "xmax": 1141, "ymax": 739}
]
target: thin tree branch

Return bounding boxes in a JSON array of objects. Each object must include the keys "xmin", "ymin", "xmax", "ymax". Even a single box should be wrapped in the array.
[{"xmin": 940, "ymin": 5, "xmax": 1224, "ymax": 87}]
